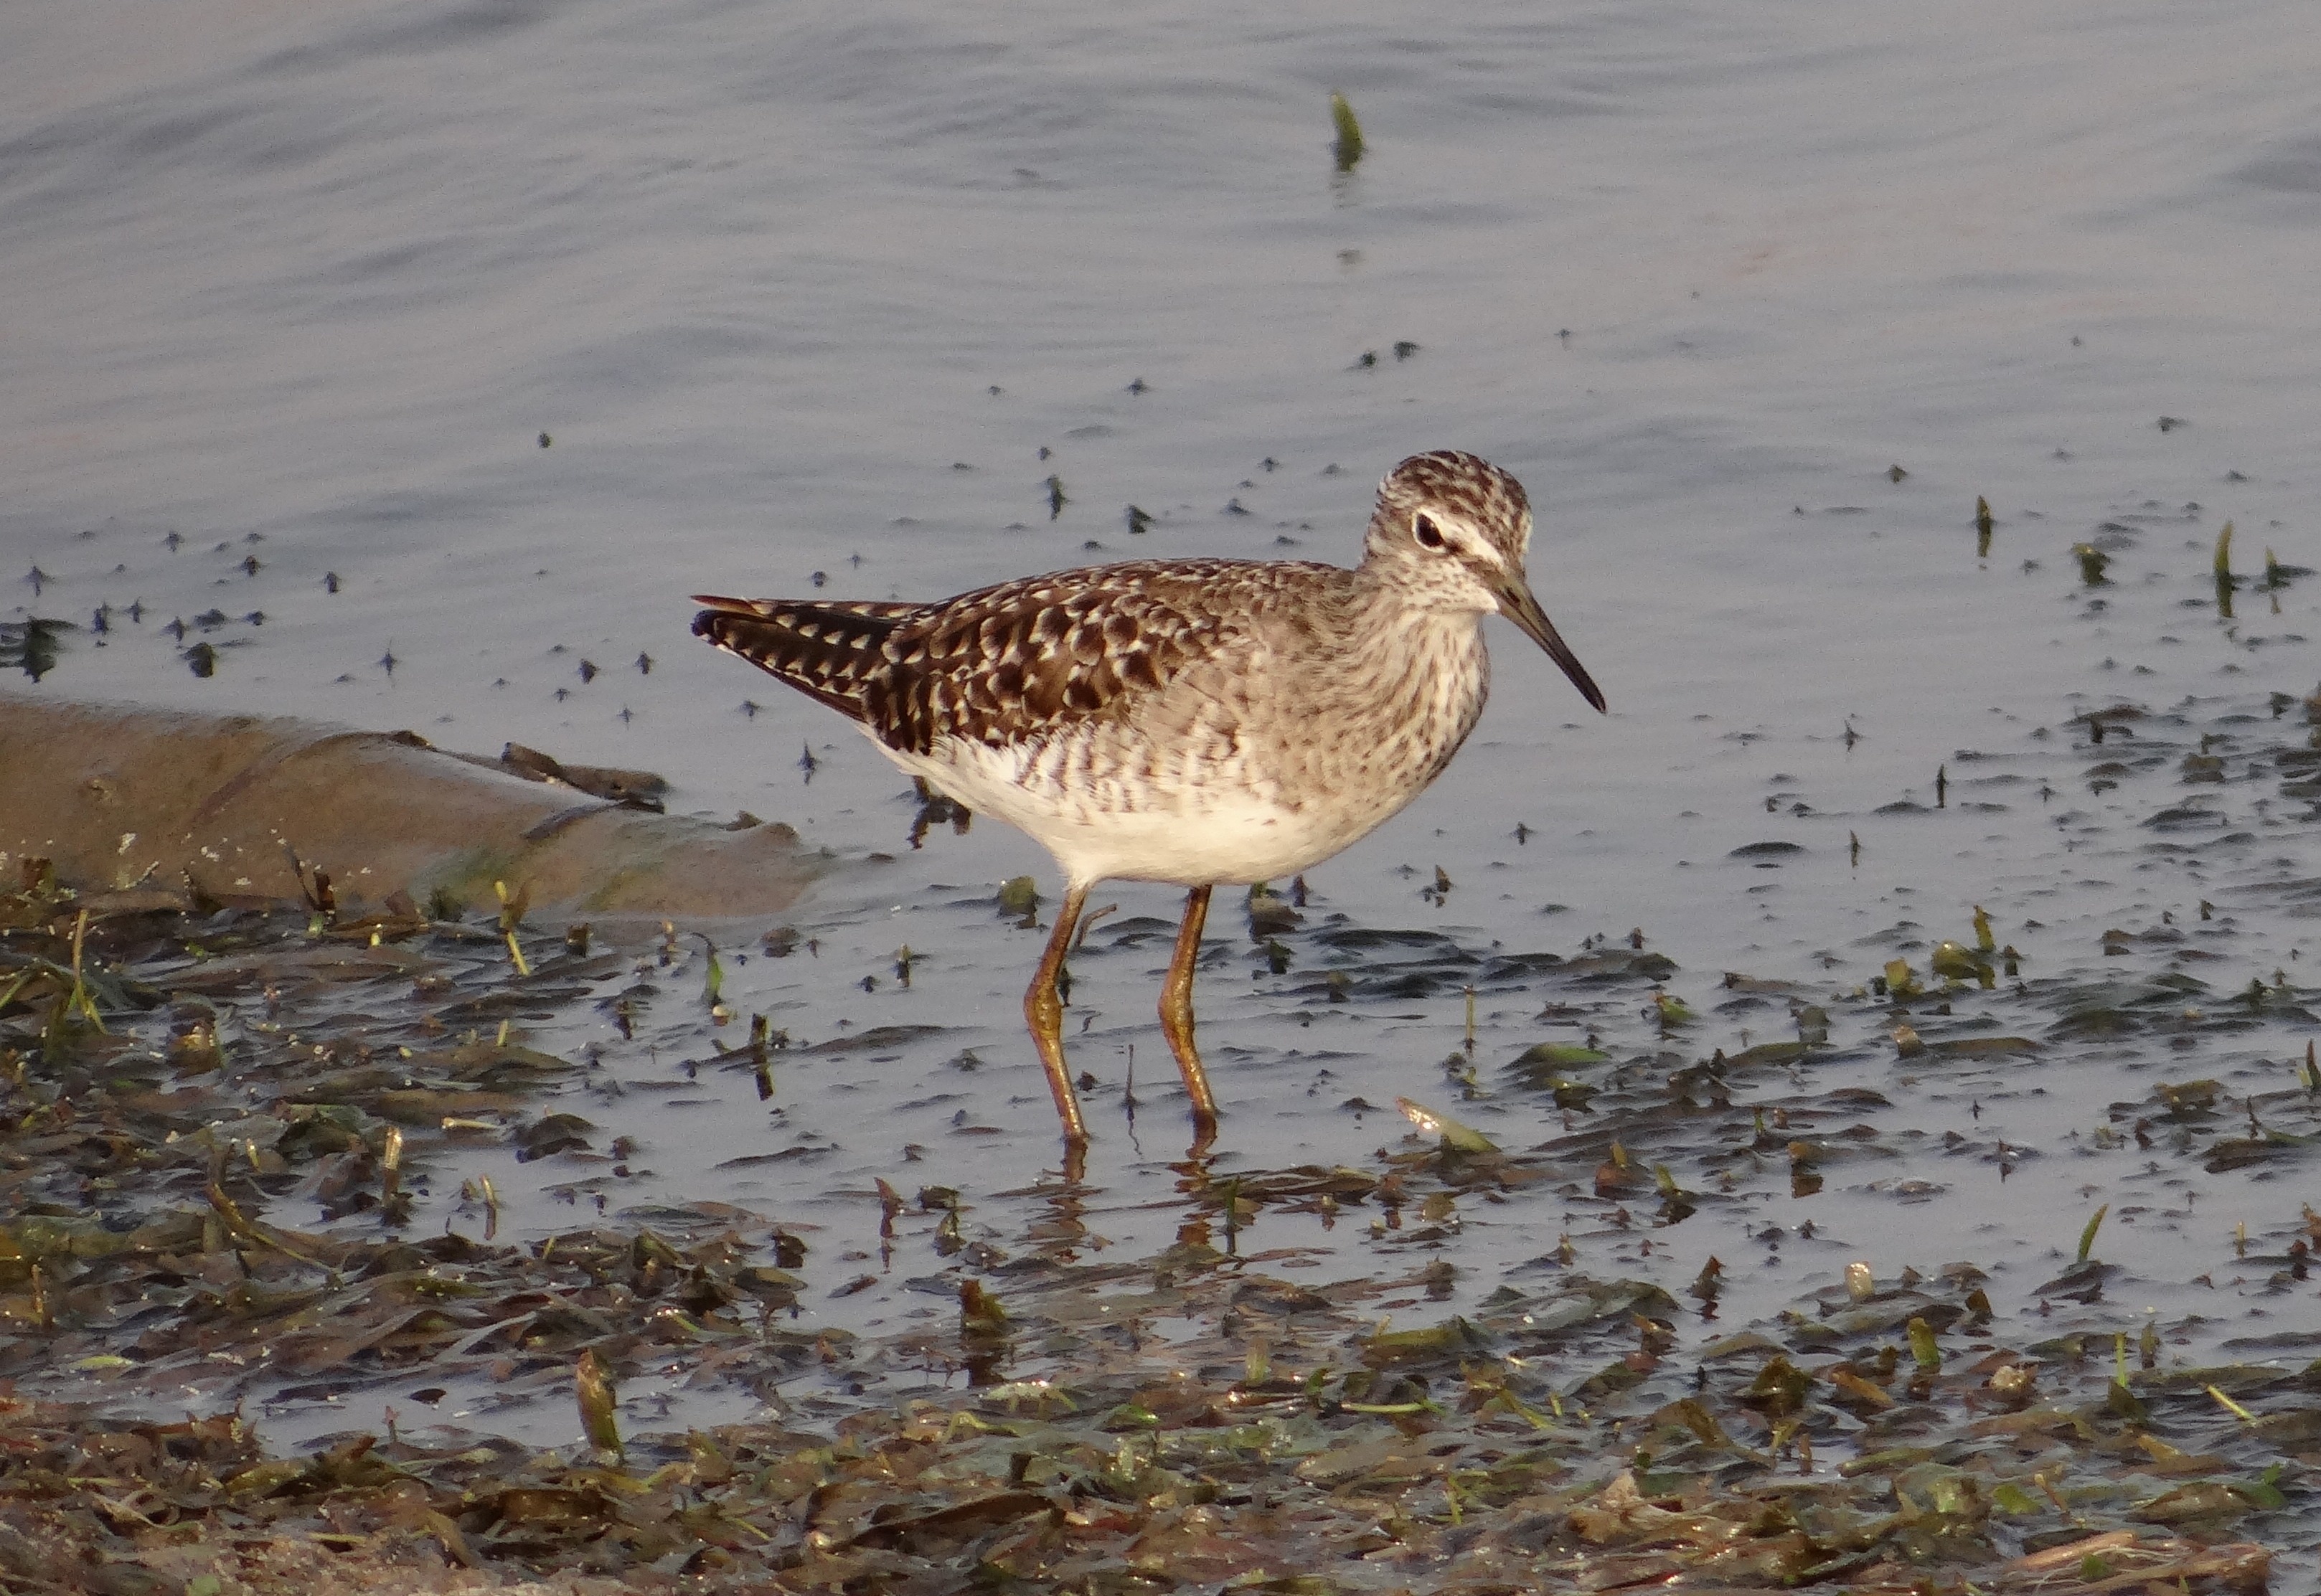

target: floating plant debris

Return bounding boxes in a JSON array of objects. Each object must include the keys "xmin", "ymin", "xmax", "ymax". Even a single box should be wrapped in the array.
[{"xmin": 1329, "ymin": 90, "xmax": 1365, "ymax": 171}]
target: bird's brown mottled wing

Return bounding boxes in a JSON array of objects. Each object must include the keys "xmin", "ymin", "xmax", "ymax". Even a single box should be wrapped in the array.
[
  {"xmin": 870, "ymin": 560, "xmax": 1269, "ymax": 755},
  {"xmin": 691, "ymin": 595, "xmax": 928, "ymax": 722},
  {"xmin": 695, "ymin": 559, "xmax": 1323, "ymax": 757}
]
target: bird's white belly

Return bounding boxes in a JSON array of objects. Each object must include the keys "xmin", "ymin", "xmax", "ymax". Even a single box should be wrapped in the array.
[
  {"xmin": 1027, "ymin": 793, "xmax": 1358, "ymax": 886},
  {"xmin": 866, "ymin": 730, "xmax": 1380, "ymax": 888}
]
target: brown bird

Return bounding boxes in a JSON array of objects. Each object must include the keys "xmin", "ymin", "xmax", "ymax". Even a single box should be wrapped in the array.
[{"xmin": 693, "ymin": 450, "xmax": 1604, "ymax": 1148}]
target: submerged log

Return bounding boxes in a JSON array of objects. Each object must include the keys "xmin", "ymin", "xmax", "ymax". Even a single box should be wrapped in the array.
[{"xmin": 0, "ymin": 697, "xmax": 817, "ymax": 916}]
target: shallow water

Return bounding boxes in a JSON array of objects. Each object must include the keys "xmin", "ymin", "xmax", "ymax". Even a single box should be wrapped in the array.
[{"xmin": 5, "ymin": 0, "xmax": 2320, "ymax": 1516}]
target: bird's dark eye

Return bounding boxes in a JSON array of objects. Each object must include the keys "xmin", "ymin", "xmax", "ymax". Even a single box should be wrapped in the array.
[{"xmin": 1413, "ymin": 514, "xmax": 1446, "ymax": 549}]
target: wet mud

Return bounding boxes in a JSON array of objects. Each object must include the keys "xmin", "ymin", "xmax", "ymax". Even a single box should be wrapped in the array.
[{"xmin": 6, "ymin": 671, "xmax": 2321, "ymax": 1592}]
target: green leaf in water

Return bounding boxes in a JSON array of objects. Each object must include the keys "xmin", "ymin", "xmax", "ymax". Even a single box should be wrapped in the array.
[
  {"xmin": 1906, "ymin": 1316, "xmax": 1941, "ymax": 1371},
  {"xmin": 2076, "ymin": 1201, "xmax": 2107, "ymax": 1264},
  {"xmin": 1992, "ymin": 1481, "xmax": 2039, "ymax": 1514},
  {"xmin": 1929, "ymin": 940, "xmax": 1995, "ymax": 988},
  {"xmin": 2232, "ymin": 1463, "xmax": 2288, "ymax": 1511},
  {"xmin": 1511, "ymin": 1042, "xmax": 1607, "ymax": 1069},
  {"xmin": 996, "ymin": 875, "xmax": 1039, "ymax": 920},
  {"xmin": 1365, "ymin": 1315, "xmax": 1489, "ymax": 1363},
  {"xmin": 1329, "ymin": 91, "xmax": 1365, "ymax": 171},
  {"xmin": 1394, "ymin": 1096, "xmax": 1498, "ymax": 1153},
  {"xmin": 575, "ymin": 1346, "xmax": 621, "ymax": 1458}
]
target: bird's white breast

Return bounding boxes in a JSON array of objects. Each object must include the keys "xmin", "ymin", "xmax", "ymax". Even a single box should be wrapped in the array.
[{"xmin": 860, "ymin": 605, "xmax": 1491, "ymax": 890}]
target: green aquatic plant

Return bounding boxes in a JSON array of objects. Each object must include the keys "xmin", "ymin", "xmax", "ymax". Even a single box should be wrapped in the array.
[
  {"xmin": 575, "ymin": 1346, "xmax": 621, "ymax": 1459},
  {"xmin": 494, "ymin": 879, "xmax": 530, "ymax": 976},
  {"xmin": 1931, "ymin": 939, "xmax": 1995, "ymax": 988},
  {"xmin": 1395, "ymin": 1095, "xmax": 1497, "ymax": 1153},
  {"xmin": 1651, "ymin": 990, "xmax": 1695, "ymax": 1029},
  {"xmin": 1908, "ymin": 1316, "xmax": 1942, "ymax": 1371},
  {"xmin": 1330, "ymin": 91, "xmax": 1364, "ymax": 172},
  {"xmin": 996, "ymin": 874, "xmax": 1039, "ymax": 922}
]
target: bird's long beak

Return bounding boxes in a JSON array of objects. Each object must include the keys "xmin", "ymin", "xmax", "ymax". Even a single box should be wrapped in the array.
[{"xmin": 1496, "ymin": 577, "xmax": 1606, "ymax": 713}]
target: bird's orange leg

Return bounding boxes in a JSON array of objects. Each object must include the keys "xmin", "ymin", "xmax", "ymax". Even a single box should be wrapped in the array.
[
  {"xmin": 1157, "ymin": 884, "xmax": 1220, "ymax": 1132},
  {"xmin": 1024, "ymin": 882, "xmax": 1091, "ymax": 1145}
]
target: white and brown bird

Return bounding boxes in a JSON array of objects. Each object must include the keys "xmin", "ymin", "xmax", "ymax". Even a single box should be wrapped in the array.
[{"xmin": 692, "ymin": 450, "xmax": 1604, "ymax": 1148}]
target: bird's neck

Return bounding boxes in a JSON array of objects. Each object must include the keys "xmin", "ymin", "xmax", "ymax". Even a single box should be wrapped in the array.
[{"xmin": 1340, "ymin": 575, "xmax": 1492, "ymax": 742}]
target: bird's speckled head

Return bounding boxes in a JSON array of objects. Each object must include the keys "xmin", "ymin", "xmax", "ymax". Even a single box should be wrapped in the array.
[
  {"xmin": 1362, "ymin": 450, "xmax": 1532, "ymax": 581},
  {"xmin": 1360, "ymin": 449, "xmax": 1606, "ymax": 712}
]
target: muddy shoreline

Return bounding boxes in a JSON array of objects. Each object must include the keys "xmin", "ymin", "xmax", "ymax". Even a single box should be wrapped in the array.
[{"xmin": 4, "ymin": 689, "xmax": 2317, "ymax": 1590}]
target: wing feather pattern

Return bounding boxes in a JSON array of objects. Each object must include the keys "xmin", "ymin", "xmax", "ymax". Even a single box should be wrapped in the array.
[
  {"xmin": 690, "ymin": 596, "xmax": 919, "ymax": 722},
  {"xmin": 693, "ymin": 559, "xmax": 1322, "ymax": 756}
]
